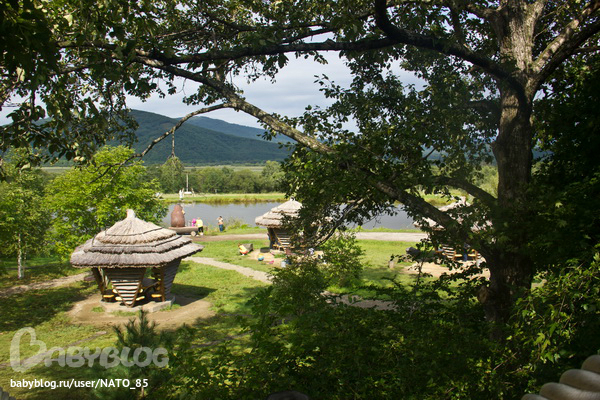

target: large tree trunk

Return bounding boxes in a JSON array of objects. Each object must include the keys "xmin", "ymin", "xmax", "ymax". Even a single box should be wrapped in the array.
[
  {"xmin": 482, "ymin": 85, "xmax": 535, "ymax": 325},
  {"xmin": 475, "ymin": 1, "xmax": 541, "ymax": 327}
]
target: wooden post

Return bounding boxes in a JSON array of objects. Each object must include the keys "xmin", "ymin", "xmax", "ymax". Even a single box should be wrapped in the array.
[
  {"xmin": 158, "ymin": 267, "xmax": 166, "ymax": 302},
  {"xmin": 91, "ymin": 268, "xmax": 105, "ymax": 293}
]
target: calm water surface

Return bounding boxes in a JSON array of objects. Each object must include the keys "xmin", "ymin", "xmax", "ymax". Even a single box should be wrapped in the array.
[{"xmin": 163, "ymin": 202, "xmax": 415, "ymax": 230}]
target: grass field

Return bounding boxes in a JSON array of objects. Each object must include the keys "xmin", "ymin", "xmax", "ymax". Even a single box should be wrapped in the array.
[
  {"xmin": 0, "ymin": 259, "xmax": 267, "ymax": 399},
  {"xmin": 0, "ymin": 234, "xmax": 423, "ymax": 399},
  {"xmin": 0, "ymin": 256, "xmax": 81, "ymax": 289},
  {"xmin": 197, "ymin": 238, "xmax": 420, "ymax": 290}
]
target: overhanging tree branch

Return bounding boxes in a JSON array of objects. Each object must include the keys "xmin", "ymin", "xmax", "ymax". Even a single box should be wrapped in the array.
[
  {"xmin": 134, "ymin": 103, "xmax": 233, "ymax": 159},
  {"xmin": 534, "ymin": 17, "xmax": 600, "ymax": 90},
  {"xmin": 374, "ymin": 0, "xmax": 525, "ymax": 97},
  {"xmin": 131, "ymin": 56, "xmax": 475, "ymax": 236},
  {"xmin": 434, "ymin": 176, "xmax": 497, "ymax": 206},
  {"xmin": 153, "ymin": 68, "xmax": 473, "ymax": 237},
  {"xmin": 87, "ymin": 103, "xmax": 232, "ymax": 186},
  {"xmin": 533, "ymin": 0, "xmax": 600, "ymax": 77}
]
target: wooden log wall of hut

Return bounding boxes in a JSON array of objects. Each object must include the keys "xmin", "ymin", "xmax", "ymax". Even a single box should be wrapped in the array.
[
  {"xmin": 91, "ymin": 268, "xmax": 106, "ymax": 294},
  {"xmin": 273, "ymin": 228, "xmax": 292, "ymax": 249},
  {"xmin": 152, "ymin": 260, "xmax": 180, "ymax": 302}
]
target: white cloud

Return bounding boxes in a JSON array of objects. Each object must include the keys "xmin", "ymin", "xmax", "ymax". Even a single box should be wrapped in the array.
[
  {"xmin": 128, "ymin": 53, "xmax": 354, "ymax": 128},
  {"xmin": 2, "ymin": 53, "xmax": 422, "ymax": 130},
  {"xmin": 129, "ymin": 53, "xmax": 423, "ymax": 129}
]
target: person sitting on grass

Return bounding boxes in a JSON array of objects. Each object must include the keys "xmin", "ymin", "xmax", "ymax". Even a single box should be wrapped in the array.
[{"xmin": 238, "ymin": 244, "xmax": 249, "ymax": 256}]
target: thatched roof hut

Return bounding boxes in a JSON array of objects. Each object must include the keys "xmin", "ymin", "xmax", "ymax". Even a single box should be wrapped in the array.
[
  {"xmin": 255, "ymin": 200, "xmax": 302, "ymax": 249},
  {"xmin": 255, "ymin": 199, "xmax": 302, "ymax": 227},
  {"xmin": 71, "ymin": 209, "xmax": 203, "ymax": 307}
]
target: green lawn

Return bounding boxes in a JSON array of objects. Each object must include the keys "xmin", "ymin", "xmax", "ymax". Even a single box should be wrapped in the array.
[
  {"xmin": 198, "ymin": 239, "xmax": 278, "ymax": 273},
  {"xmin": 0, "ymin": 259, "xmax": 267, "ymax": 400},
  {"xmin": 0, "ymin": 256, "xmax": 81, "ymax": 289},
  {"xmin": 199, "ymin": 238, "xmax": 423, "ymax": 296}
]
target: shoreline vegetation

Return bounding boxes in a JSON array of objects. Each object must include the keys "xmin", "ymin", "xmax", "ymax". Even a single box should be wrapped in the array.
[
  {"xmin": 161, "ymin": 192, "xmax": 287, "ymax": 204},
  {"xmin": 160, "ymin": 191, "xmax": 453, "ymax": 207}
]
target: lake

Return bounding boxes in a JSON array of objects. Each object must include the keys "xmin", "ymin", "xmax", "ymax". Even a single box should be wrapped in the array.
[{"xmin": 163, "ymin": 202, "xmax": 415, "ymax": 230}]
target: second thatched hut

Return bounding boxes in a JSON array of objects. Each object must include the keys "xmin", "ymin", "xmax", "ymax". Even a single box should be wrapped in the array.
[{"xmin": 255, "ymin": 199, "xmax": 302, "ymax": 250}]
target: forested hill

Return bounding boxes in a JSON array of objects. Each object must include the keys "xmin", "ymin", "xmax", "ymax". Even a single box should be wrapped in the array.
[
  {"xmin": 186, "ymin": 116, "xmax": 294, "ymax": 143},
  {"xmin": 131, "ymin": 110, "xmax": 289, "ymax": 164},
  {"xmin": 186, "ymin": 116, "xmax": 267, "ymax": 140}
]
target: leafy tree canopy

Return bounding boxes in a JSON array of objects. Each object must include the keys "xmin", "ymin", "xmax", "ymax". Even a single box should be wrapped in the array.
[
  {"xmin": 45, "ymin": 145, "xmax": 166, "ymax": 258},
  {"xmin": 0, "ymin": 149, "xmax": 47, "ymax": 277},
  {"xmin": 1, "ymin": 0, "xmax": 599, "ymax": 323}
]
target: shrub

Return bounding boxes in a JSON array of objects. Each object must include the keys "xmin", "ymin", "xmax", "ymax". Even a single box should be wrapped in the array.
[{"xmin": 319, "ymin": 231, "xmax": 365, "ymax": 287}]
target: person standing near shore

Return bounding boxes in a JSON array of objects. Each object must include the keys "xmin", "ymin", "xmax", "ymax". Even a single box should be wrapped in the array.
[
  {"xmin": 196, "ymin": 218, "xmax": 204, "ymax": 235},
  {"xmin": 217, "ymin": 216, "xmax": 224, "ymax": 232}
]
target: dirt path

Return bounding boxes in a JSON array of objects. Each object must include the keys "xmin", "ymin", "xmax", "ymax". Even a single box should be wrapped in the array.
[
  {"xmin": 0, "ymin": 272, "xmax": 88, "ymax": 298},
  {"xmin": 186, "ymin": 255, "xmax": 397, "ymax": 311},
  {"xmin": 68, "ymin": 294, "xmax": 215, "ymax": 330},
  {"xmin": 186, "ymin": 257, "xmax": 272, "ymax": 283}
]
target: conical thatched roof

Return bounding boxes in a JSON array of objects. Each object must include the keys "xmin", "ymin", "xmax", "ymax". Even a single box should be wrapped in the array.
[
  {"xmin": 71, "ymin": 209, "xmax": 203, "ymax": 268},
  {"xmin": 255, "ymin": 199, "xmax": 302, "ymax": 228}
]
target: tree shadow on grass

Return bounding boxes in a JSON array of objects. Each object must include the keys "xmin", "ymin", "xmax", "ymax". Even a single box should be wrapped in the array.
[
  {"xmin": 187, "ymin": 285, "xmax": 266, "ymax": 345},
  {"xmin": 170, "ymin": 283, "xmax": 216, "ymax": 300},
  {"xmin": 0, "ymin": 283, "xmax": 95, "ymax": 334}
]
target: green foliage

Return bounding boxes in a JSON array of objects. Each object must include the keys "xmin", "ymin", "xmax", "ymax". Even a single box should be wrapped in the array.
[
  {"xmin": 159, "ymin": 156, "xmax": 185, "ymax": 193},
  {"xmin": 260, "ymin": 160, "xmax": 285, "ymax": 192},
  {"xmin": 0, "ymin": 149, "xmax": 48, "ymax": 277},
  {"xmin": 45, "ymin": 146, "xmax": 166, "ymax": 258},
  {"xmin": 154, "ymin": 256, "xmax": 491, "ymax": 399},
  {"xmin": 149, "ymin": 248, "xmax": 600, "ymax": 400},
  {"xmin": 193, "ymin": 166, "xmax": 231, "ymax": 193},
  {"xmin": 508, "ymin": 254, "xmax": 600, "ymax": 379},
  {"xmin": 186, "ymin": 164, "xmax": 283, "ymax": 194},
  {"xmin": 529, "ymin": 55, "xmax": 600, "ymax": 268},
  {"xmin": 320, "ymin": 231, "xmax": 365, "ymax": 287},
  {"xmin": 472, "ymin": 165, "xmax": 498, "ymax": 198},
  {"xmin": 94, "ymin": 310, "xmax": 174, "ymax": 400}
]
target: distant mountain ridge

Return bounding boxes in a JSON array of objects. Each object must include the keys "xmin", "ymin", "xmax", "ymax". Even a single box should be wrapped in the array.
[
  {"xmin": 186, "ymin": 116, "xmax": 294, "ymax": 143},
  {"xmin": 130, "ymin": 110, "xmax": 289, "ymax": 165},
  {"xmin": 186, "ymin": 116, "xmax": 268, "ymax": 140}
]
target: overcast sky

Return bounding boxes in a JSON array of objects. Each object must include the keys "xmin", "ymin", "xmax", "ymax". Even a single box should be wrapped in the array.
[
  {"xmin": 127, "ymin": 54, "xmax": 354, "ymax": 129},
  {"xmin": 130, "ymin": 54, "xmax": 422, "ymax": 129},
  {"xmin": 2, "ymin": 54, "xmax": 420, "ymax": 130}
]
